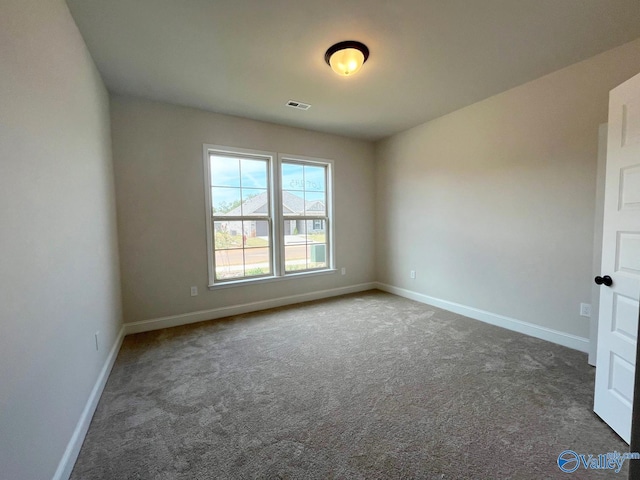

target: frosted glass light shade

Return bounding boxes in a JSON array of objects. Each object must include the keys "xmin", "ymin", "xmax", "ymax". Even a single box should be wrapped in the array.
[
  {"xmin": 325, "ymin": 41, "xmax": 369, "ymax": 77},
  {"xmin": 329, "ymin": 48, "xmax": 365, "ymax": 76}
]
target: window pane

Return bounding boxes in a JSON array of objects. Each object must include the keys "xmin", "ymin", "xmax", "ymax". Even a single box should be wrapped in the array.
[
  {"xmin": 215, "ymin": 248, "xmax": 245, "ymax": 279},
  {"xmin": 282, "ymin": 163, "xmax": 304, "ymax": 191},
  {"xmin": 210, "ymin": 155, "xmax": 240, "ymax": 187},
  {"xmin": 212, "ymin": 187, "xmax": 242, "ymax": 216},
  {"xmin": 241, "ymin": 188, "xmax": 268, "ymax": 216},
  {"xmin": 304, "ymin": 191, "xmax": 326, "ymax": 216},
  {"xmin": 282, "ymin": 190, "xmax": 305, "ymax": 216},
  {"xmin": 285, "ymin": 244, "xmax": 307, "ymax": 272},
  {"xmin": 243, "ymin": 220, "xmax": 270, "ymax": 247},
  {"xmin": 213, "ymin": 221, "xmax": 242, "ymax": 250},
  {"xmin": 308, "ymin": 243, "xmax": 327, "ymax": 269},
  {"xmin": 283, "ymin": 218, "xmax": 307, "ymax": 239},
  {"xmin": 304, "ymin": 165, "xmax": 325, "ymax": 192},
  {"xmin": 240, "ymin": 158, "xmax": 268, "ymax": 189},
  {"xmin": 244, "ymin": 247, "xmax": 271, "ymax": 277},
  {"xmin": 306, "ymin": 219, "xmax": 326, "ymax": 244}
]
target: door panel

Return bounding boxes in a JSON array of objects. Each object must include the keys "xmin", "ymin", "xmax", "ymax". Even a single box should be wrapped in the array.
[
  {"xmin": 612, "ymin": 293, "xmax": 639, "ymax": 341},
  {"xmin": 620, "ymin": 166, "xmax": 640, "ymax": 209},
  {"xmin": 617, "ymin": 233, "xmax": 640, "ymax": 274}
]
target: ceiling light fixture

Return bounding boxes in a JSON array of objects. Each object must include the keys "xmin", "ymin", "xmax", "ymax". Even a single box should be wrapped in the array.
[{"xmin": 324, "ymin": 41, "xmax": 369, "ymax": 77}]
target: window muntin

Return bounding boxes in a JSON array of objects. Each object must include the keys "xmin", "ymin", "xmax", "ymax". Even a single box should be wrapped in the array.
[{"xmin": 204, "ymin": 146, "xmax": 333, "ymax": 287}]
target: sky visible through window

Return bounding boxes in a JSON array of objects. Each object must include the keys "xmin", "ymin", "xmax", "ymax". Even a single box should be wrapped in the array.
[{"xmin": 211, "ymin": 155, "xmax": 268, "ymax": 215}]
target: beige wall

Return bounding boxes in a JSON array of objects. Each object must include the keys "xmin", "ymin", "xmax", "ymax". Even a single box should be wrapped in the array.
[
  {"xmin": 0, "ymin": 1, "xmax": 122, "ymax": 479},
  {"xmin": 375, "ymin": 38, "xmax": 640, "ymax": 340},
  {"xmin": 1, "ymin": 3, "xmax": 636, "ymax": 474},
  {"xmin": 110, "ymin": 96, "xmax": 376, "ymax": 324}
]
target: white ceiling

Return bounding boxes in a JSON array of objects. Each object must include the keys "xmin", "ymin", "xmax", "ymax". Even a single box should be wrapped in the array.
[{"xmin": 66, "ymin": 0, "xmax": 640, "ymax": 141}]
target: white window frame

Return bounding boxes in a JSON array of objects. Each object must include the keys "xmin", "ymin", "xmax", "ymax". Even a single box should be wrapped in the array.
[{"xmin": 203, "ymin": 145, "xmax": 335, "ymax": 289}]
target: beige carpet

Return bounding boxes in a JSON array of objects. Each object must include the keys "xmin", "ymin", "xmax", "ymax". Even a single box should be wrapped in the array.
[{"xmin": 71, "ymin": 290, "xmax": 628, "ymax": 479}]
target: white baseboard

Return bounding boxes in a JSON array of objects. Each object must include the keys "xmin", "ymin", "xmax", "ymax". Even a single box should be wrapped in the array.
[
  {"xmin": 53, "ymin": 326, "xmax": 125, "ymax": 480},
  {"xmin": 123, "ymin": 282, "xmax": 377, "ymax": 335},
  {"xmin": 375, "ymin": 282, "xmax": 590, "ymax": 353}
]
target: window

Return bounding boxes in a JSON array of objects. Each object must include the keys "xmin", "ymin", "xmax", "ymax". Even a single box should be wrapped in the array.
[
  {"xmin": 281, "ymin": 160, "xmax": 328, "ymax": 272},
  {"xmin": 206, "ymin": 148, "xmax": 272, "ymax": 282},
  {"xmin": 204, "ymin": 145, "xmax": 333, "ymax": 286}
]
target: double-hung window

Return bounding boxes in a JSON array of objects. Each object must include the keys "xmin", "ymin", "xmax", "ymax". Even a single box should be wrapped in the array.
[
  {"xmin": 204, "ymin": 145, "xmax": 333, "ymax": 287},
  {"xmin": 281, "ymin": 159, "xmax": 329, "ymax": 273},
  {"xmin": 205, "ymin": 147, "xmax": 273, "ymax": 282}
]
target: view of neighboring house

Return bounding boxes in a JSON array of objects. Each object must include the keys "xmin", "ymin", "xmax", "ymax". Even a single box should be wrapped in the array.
[{"xmin": 221, "ymin": 190, "xmax": 326, "ymax": 237}]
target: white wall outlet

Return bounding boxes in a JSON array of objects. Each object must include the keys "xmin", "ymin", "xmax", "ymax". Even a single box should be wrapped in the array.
[
  {"xmin": 94, "ymin": 331, "xmax": 100, "ymax": 351},
  {"xmin": 190, "ymin": 286, "xmax": 198, "ymax": 297},
  {"xmin": 410, "ymin": 270, "xmax": 416, "ymax": 279},
  {"xmin": 580, "ymin": 303, "xmax": 591, "ymax": 317},
  {"xmin": 341, "ymin": 267, "xmax": 346, "ymax": 275}
]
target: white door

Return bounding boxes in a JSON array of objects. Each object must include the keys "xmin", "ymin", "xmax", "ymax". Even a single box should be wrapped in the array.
[{"xmin": 594, "ymin": 71, "xmax": 640, "ymax": 444}]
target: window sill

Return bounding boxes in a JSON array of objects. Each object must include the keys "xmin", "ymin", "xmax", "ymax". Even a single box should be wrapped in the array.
[{"xmin": 207, "ymin": 268, "xmax": 336, "ymax": 290}]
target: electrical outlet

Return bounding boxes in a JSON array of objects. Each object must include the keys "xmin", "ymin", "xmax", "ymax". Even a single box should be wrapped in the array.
[
  {"xmin": 341, "ymin": 267, "xmax": 346, "ymax": 275},
  {"xmin": 190, "ymin": 286, "xmax": 198, "ymax": 297},
  {"xmin": 580, "ymin": 303, "xmax": 591, "ymax": 317},
  {"xmin": 410, "ymin": 270, "xmax": 416, "ymax": 279},
  {"xmin": 94, "ymin": 331, "xmax": 100, "ymax": 351}
]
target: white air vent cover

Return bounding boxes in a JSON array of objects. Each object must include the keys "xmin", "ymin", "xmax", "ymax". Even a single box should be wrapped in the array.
[{"xmin": 286, "ymin": 100, "xmax": 311, "ymax": 110}]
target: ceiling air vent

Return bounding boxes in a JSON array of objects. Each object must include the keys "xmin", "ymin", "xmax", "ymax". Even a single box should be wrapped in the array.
[{"xmin": 286, "ymin": 100, "xmax": 311, "ymax": 110}]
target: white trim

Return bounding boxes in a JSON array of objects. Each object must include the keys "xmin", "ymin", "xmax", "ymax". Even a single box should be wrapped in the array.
[
  {"xmin": 208, "ymin": 268, "xmax": 336, "ymax": 290},
  {"xmin": 53, "ymin": 326, "xmax": 125, "ymax": 480},
  {"xmin": 375, "ymin": 283, "xmax": 590, "ymax": 353},
  {"xmin": 272, "ymin": 151, "xmax": 283, "ymax": 277},
  {"xmin": 124, "ymin": 282, "xmax": 375, "ymax": 335},
  {"xmin": 202, "ymin": 144, "xmax": 215, "ymax": 285}
]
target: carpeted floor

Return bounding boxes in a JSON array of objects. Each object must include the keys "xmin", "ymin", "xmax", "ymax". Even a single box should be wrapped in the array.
[{"xmin": 71, "ymin": 290, "xmax": 628, "ymax": 479}]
